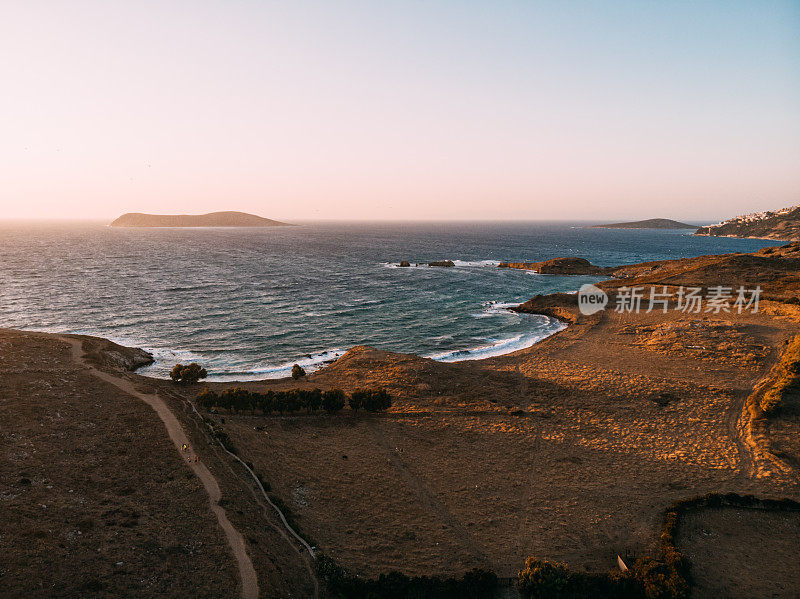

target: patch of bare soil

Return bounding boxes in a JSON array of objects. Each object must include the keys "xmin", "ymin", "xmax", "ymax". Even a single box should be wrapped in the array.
[{"xmin": 676, "ymin": 507, "xmax": 800, "ymax": 598}]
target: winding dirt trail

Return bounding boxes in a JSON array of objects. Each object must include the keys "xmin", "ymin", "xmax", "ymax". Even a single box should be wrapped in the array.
[{"xmin": 61, "ymin": 337, "xmax": 259, "ymax": 599}]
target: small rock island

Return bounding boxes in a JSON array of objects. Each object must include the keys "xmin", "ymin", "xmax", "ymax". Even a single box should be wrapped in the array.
[
  {"xmin": 498, "ymin": 257, "xmax": 615, "ymax": 275},
  {"xmin": 110, "ymin": 211, "xmax": 290, "ymax": 227},
  {"xmin": 592, "ymin": 218, "xmax": 695, "ymax": 229}
]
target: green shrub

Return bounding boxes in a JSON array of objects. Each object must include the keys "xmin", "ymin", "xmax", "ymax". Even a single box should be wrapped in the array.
[
  {"xmin": 351, "ymin": 388, "xmax": 392, "ymax": 412},
  {"xmin": 322, "ymin": 389, "xmax": 346, "ymax": 414},
  {"xmin": 196, "ymin": 388, "xmax": 218, "ymax": 410},
  {"xmin": 170, "ymin": 362, "xmax": 207, "ymax": 385},
  {"xmin": 309, "ymin": 388, "xmax": 323, "ymax": 412},
  {"xmin": 316, "ymin": 554, "xmax": 498, "ymax": 599},
  {"xmin": 517, "ymin": 559, "xmax": 571, "ymax": 598}
]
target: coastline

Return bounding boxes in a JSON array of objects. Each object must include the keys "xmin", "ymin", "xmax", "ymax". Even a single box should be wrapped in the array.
[
  {"xmin": 694, "ymin": 232, "xmax": 794, "ymax": 242},
  {"xmin": 26, "ymin": 308, "xmax": 570, "ymax": 383},
  {"xmin": 5, "ymin": 241, "xmax": 800, "ymax": 593}
]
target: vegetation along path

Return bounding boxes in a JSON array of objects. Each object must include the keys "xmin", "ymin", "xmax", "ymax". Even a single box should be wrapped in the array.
[{"xmin": 60, "ymin": 336, "xmax": 260, "ymax": 599}]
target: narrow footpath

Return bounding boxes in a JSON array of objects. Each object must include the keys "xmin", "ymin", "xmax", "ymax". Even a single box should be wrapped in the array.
[{"xmin": 61, "ymin": 337, "xmax": 259, "ymax": 599}]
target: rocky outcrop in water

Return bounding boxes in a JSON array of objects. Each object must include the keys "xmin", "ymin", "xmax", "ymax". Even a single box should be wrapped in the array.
[{"xmin": 499, "ymin": 257, "xmax": 615, "ymax": 275}]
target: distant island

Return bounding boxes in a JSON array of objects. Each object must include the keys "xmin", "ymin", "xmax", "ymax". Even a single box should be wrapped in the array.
[
  {"xmin": 110, "ymin": 211, "xmax": 290, "ymax": 228},
  {"xmin": 695, "ymin": 204, "xmax": 800, "ymax": 241},
  {"xmin": 592, "ymin": 218, "xmax": 695, "ymax": 230}
]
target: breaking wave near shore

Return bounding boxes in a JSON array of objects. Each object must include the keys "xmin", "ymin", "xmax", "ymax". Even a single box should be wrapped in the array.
[{"xmin": 0, "ymin": 221, "xmax": 776, "ymax": 382}]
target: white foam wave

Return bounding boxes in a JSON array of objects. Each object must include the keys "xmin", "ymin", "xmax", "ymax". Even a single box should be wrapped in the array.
[
  {"xmin": 470, "ymin": 300, "xmax": 522, "ymax": 318},
  {"xmin": 451, "ymin": 259, "xmax": 501, "ymax": 267},
  {"xmin": 204, "ymin": 348, "xmax": 346, "ymax": 382},
  {"xmin": 426, "ymin": 315, "xmax": 566, "ymax": 363},
  {"xmin": 383, "ymin": 259, "xmax": 500, "ymax": 268}
]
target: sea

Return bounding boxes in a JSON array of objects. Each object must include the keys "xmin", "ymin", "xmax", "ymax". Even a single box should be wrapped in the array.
[{"xmin": 0, "ymin": 221, "xmax": 781, "ymax": 381}]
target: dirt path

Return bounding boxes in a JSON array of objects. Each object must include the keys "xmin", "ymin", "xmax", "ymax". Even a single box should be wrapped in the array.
[
  {"xmin": 727, "ymin": 389, "xmax": 756, "ymax": 478},
  {"xmin": 161, "ymin": 388, "xmax": 321, "ymax": 598},
  {"xmin": 61, "ymin": 337, "xmax": 259, "ymax": 599}
]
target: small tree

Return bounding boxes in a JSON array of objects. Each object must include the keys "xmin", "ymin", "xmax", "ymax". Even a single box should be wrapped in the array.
[
  {"xmin": 366, "ymin": 388, "xmax": 391, "ymax": 412},
  {"xmin": 170, "ymin": 363, "xmax": 207, "ymax": 385},
  {"xmin": 309, "ymin": 388, "xmax": 323, "ymax": 412},
  {"xmin": 286, "ymin": 389, "xmax": 302, "ymax": 414},
  {"xmin": 291, "ymin": 364, "xmax": 306, "ymax": 380},
  {"xmin": 349, "ymin": 390, "xmax": 364, "ymax": 412},
  {"xmin": 196, "ymin": 388, "xmax": 218, "ymax": 411},
  {"xmin": 352, "ymin": 388, "xmax": 392, "ymax": 412},
  {"xmin": 322, "ymin": 389, "xmax": 346, "ymax": 414},
  {"xmin": 274, "ymin": 392, "xmax": 287, "ymax": 415},
  {"xmin": 517, "ymin": 558, "xmax": 570, "ymax": 599},
  {"xmin": 232, "ymin": 388, "xmax": 251, "ymax": 413},
  {"xmin": 259, "ymin": 390, "xmax": 274, "ymax": 414}
]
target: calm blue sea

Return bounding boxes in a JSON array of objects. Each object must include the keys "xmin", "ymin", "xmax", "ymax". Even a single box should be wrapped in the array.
[{"xmin": 0, "ymin": 221, "xmax": 781, "ymax": 380}]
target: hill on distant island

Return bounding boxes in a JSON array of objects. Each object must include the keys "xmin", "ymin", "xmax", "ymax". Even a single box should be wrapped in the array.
[
  {"xmin": 592, "ymin": 218, "xmax": 695, "ymax": 230},
  {"xmin": 695, "ymin": 205, "xmax": 800, "ymax": 241},
  {"xmin": 109, "ymin": 211, "xmax": 290, "ymax": 227}
]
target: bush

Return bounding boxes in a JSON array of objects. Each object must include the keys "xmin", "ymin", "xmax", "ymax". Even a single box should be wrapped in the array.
[
  {"xmin": 316, "ymin": 555, "xmax": 498, "ymax": 599},
  {"xmin": 322, "ymin": 389, "xmax": 346, "ymax": 414},
  {"xmin": 348, "ymin": 392, "xmax": 363, "ymax": 412},
  {"xmin": 309, "ymin": 388, "xmax": 323, "ymax": 412},
  {"xmin": 196, "ymin": 386, "xmax": 390, "ymax": 418},
  {"xmin": 291, "ymin": 364, "xmax": 306, "ymax": 380},
  {"xmin": 170, "ymin": 363, "xmax": 207, "ymax": 385},
  {"xmin": 218, "ymin": 387, "xmax": 252, "ymax": 413},
  {"xmin": 350, "ymin": 388, "xmax": 392, "ymax": 412},
  {"xmin": 517, "ymin": 559, "xmax": 571, "ymax": 599},
  {"xmin": 196, "ymin": 387, "xmax": 218, "ymax": 410}
]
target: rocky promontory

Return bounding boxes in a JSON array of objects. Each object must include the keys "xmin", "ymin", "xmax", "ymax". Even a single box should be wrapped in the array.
[
  {"xmin": 498, "ymin": 257, "xmax": 615, "ymax": 275},
  {"xmin": 695, "ymin": 205, "xmax": 800, "ymax": 241}
]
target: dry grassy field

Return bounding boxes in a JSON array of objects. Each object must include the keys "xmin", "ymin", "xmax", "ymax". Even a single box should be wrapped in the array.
[
  {"xmin": 0, "ymin": 330, "xmax": 240, "ymax": 597},
  {"xmin": 4, "ymin": 244, "xmax": 800, "ymax": 597},
  {"xmin": 676, "ymin": 507, "xmax": 800, "ymax": 599},
  {"xmin": 205, "ymin": 306, "xmax": 800, "ymax": 583}
]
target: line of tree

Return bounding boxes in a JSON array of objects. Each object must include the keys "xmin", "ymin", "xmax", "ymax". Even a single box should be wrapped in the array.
[
  {"xmin": 316, "ymin": 555, "xmax": 498, "ymax": 599},
  {"xmin": 195, "ymin": 386, "xmax": 392, "ymax": 415}
]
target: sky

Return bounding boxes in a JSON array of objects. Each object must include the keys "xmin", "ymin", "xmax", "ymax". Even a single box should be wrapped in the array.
[{"xmin": 1, "ymin": 1, "xmax": 799, "ymax": 222}]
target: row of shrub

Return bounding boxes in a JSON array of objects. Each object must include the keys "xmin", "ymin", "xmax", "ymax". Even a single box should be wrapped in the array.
[
  {"xmin": 196, "ymin": 387, "xmax": 392, "ymax": 415},
  {"xmin": 760, "ymin": 334, "xmax": 800, "ymax": 415},
  {"xmin": 517, "ymin": 557, "xmax": 686, "ymax": 599},
  {"xmin": 516, "ymin": 492, "xmax": 800, "ymax": 599},
  {"xmin": 316, "ymin": 555, "xmax": 498, "ymax": 599}
]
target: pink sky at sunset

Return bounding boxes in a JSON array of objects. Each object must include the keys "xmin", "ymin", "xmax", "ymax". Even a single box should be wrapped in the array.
[{"xmin": 2, "ymin": 1, "xmax": 799, "ymax": 222}]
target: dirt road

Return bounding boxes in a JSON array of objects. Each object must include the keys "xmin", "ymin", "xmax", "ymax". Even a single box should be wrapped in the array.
[{"xmin": 61, "ymin": 337, "xmax": 259, "ymax": 599}]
